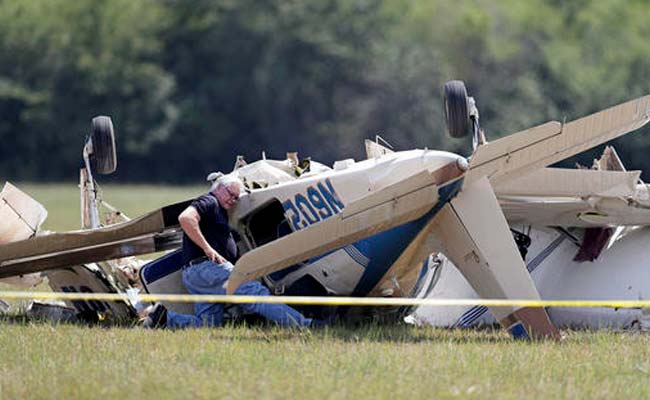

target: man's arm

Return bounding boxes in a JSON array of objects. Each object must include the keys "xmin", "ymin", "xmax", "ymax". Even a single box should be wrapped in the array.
[{"xmin": 178, "ymin": 206, "xmax": 227, "ymax": 264}]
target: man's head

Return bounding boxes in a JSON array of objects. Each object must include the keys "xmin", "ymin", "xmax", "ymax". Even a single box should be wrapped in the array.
[{"xmin": 211, "ymin": 175, "xmax": 243, "ymax": 210}]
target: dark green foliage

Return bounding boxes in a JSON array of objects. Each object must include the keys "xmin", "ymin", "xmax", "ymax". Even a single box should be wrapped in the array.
[
  {"xmin": 1, "ymin": 0, "xmax": 649, "ymax": 182},
  {"xmin": 0, "ymin": 0, "xmax": 174, "ymax": 181}
]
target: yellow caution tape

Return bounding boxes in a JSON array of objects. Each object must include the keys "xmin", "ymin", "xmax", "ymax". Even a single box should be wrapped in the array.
[{"xmin": 1, "ymin": 291, "xmax": 650, "ymax": 308}]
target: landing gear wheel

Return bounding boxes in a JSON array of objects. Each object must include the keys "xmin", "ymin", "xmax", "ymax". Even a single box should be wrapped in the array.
[
  {"xmin": 443, "ymin": 80, "xmax": 470, "ymax": 138},
  {"xmin": 90, "ymin": 116, "xmax": 117, "ymax": 175}
]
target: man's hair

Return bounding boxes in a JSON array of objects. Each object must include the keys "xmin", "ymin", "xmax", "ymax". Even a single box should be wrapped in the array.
[{"xmin": 210, "ymin": 174, "xmax": 243, "ymax": 193}]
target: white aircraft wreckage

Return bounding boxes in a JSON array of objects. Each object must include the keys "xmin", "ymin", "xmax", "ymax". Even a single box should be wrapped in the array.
[
  {"xmin": 412, "ymin": 145, "xmax": 650, "ymax": 331},
  {"xmin": 1, "ymin": 80, "xmax": 650, "ymax": 339}
]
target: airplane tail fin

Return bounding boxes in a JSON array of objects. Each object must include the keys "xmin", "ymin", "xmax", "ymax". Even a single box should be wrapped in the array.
[{"xmin": 430, "ymin": 177, "xmax": 560, "ymax": 339}]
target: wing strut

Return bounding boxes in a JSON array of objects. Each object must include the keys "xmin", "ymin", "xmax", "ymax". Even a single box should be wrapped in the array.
[{"xmin": 430, "ymin": 177, "xmax": 560, "ymax": 339}]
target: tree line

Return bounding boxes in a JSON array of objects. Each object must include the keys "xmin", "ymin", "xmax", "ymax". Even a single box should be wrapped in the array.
[{"xmin": 1, "ymin": 0, "xmax": 649, "ymax": 183}]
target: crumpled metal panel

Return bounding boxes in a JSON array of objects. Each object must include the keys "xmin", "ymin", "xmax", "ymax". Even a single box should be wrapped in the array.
[{"xmin": 0, "ymin": 182, "xmax": 48, "ymax": 244}]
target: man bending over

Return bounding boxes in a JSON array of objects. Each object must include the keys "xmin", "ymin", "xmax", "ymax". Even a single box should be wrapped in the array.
[{"xmin": 142, "ymin": 175, "xmax": 314, "ymax": 328}]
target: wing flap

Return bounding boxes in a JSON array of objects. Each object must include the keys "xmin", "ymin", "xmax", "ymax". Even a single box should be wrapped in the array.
[
  {"xmin": 501, "ymin": 195, "xmax": 650, "ymax": 227},
  {"xmin": 494, "ymin": 168, "xmax": 640, "ymax": 198}
]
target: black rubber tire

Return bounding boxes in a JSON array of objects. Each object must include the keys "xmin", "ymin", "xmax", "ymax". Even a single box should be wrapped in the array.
[
  {"xmin": 443, "ymin": 80, "xmax": 470, "ymax": 138},
  {"xmin": 90, "ymin": 116, "xmax": 117, "ymax": 175}
]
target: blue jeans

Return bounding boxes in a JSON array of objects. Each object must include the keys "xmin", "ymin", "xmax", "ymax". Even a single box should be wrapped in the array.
[{"xmin": 166, "ymin": 260, "xmax": 312, "ymax": 328}]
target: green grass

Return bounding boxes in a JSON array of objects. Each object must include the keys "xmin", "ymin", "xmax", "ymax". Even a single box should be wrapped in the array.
[
  {"xmin": 2, "ymin": 184, "xmax": 650, "ymax": 399},
  {"xmin": 1, "ymin": 324, "xmax": 650, "ymax": 399},
  {"xmin": 16, "ymin": 182, "xmax": 206, "ymax": 231}
]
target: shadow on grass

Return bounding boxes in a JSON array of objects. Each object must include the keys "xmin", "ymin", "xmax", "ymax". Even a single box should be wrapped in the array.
[
  {"xmin": 0, "ymin": 311, "xmax": 136, "ymax": 328},
  {"xmin": 1, "ymin": 312, "xmax": 529, "ymax": 344},
  {"xmin": 204, "ymin": 321, "xmax": 513, "ymax": 344}
]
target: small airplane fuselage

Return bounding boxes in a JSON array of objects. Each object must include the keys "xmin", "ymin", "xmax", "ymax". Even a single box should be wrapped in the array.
[{"xmin": 224, "ymin": 149, "xmax": 465, "ymax": 318}]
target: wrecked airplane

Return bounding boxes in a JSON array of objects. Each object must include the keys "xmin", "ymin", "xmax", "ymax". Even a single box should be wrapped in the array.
[{"xmin": 1, "ymin": 81, "xmax": 650, "ymax": 337}]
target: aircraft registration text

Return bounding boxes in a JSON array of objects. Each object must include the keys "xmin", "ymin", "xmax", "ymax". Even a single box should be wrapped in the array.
[{"xmin": 283, "ymin": 179, "xmax": 345, "ymax": 230}]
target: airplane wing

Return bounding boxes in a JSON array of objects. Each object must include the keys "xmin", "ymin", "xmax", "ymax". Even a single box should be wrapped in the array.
[
  {"xmin": 225, "ymin": 169, "xmax": 456, "ymax": 294},
  {"xmin": 416, "ymin": 93, "xmax": 648, "ymax": 339},
  {"xmin": 466, "ymin": 95, "xmax": 650, "ymax": 187},
  {"xmin": 0, "ymin": 200, "xmax": 190, "ymax": 279},
  {"xmin": 493, "ymin": 167, "xmax": 640, "ymax": 198},
  {"xmin": 499, "ymin": 196, "xmax": 650, "ymax": 227},
  {"xmin": 493, "ymin": 167, "xmax": 650, "ymax": 227}
]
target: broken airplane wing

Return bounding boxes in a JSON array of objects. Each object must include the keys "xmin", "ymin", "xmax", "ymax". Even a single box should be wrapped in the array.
[{"xmin": 0, "ymin": 201, "xmax": 190, "ymax": 279}]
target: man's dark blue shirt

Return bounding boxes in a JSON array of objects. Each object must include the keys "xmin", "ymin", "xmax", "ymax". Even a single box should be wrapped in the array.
[{"xmin": 181, "ymin": 193, "xmax": 237, "ymax": 264}]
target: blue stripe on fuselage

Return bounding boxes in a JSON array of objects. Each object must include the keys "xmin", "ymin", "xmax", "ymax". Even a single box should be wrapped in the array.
[{"xmin": 350, "ymin": 179, "xmax": 464, "ymax": 296}]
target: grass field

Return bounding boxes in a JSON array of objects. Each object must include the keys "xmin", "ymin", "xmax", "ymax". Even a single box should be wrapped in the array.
[
  {"xmin": 2, "ymin": 183, "xmax": 650, "ymax": 399},
  {"xmin": 2, "ymin": 324, "xmax": 650, "ymax": 399},
  {"xmin": 16, "ymin": 182, "xmax": 205, "ymax": 231}
]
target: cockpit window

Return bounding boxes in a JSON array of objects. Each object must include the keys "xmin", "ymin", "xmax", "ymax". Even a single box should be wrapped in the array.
[{"xmin": 243, "ymin": 199, "xmax": 292, "ymax": 248}]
